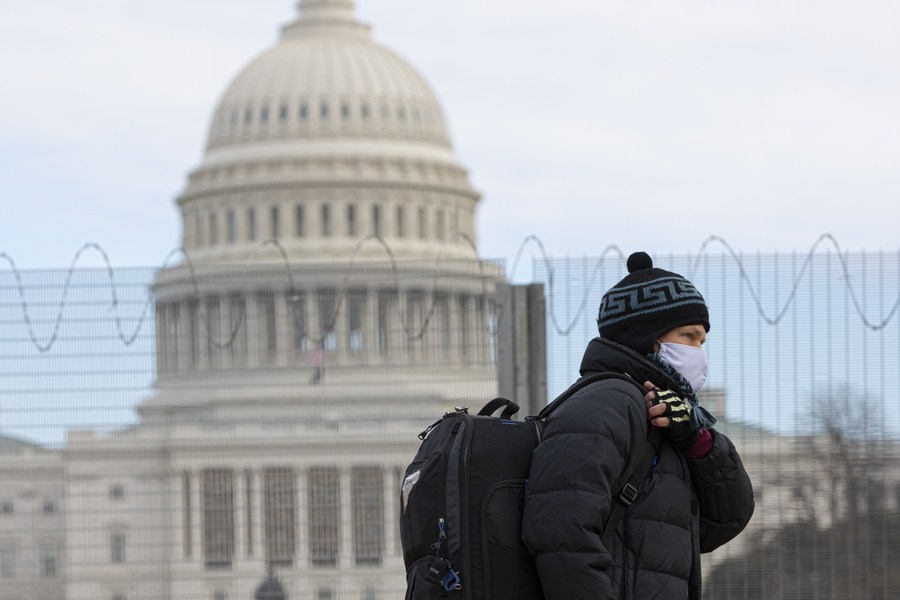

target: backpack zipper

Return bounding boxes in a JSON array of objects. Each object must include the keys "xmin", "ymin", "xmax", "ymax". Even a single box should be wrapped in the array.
[{"xmin": 458, "ymin": 412, "xmax": 475, "ymax": 598}]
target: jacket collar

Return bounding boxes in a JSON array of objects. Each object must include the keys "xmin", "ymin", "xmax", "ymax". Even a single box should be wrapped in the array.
[{"xmin": 579, "ymin": 337, "xmax": 679, "ymax": 392}]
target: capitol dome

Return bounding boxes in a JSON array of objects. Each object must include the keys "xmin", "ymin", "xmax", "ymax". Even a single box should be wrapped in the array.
[
  {"xmin": 207, "ymin": 0, "xmax": 451, "ymax": 149},
  {"xmin": 177, "ymin": 0, "xmax": 480, "ymax": 263}
]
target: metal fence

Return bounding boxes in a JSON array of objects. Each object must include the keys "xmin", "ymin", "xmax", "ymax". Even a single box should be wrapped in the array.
[
  {"xmin": 534, "ymin": 246, "xmax": 900, "ymax": 599},
  {"xmin": 1, "ymin": 247, "xmax": 899, "ymax": 599}
]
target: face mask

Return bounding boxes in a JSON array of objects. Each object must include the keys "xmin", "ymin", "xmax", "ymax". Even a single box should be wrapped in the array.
[{"xmin": 657, "ymin": 342, "xmax": 708, "ymax": 393}]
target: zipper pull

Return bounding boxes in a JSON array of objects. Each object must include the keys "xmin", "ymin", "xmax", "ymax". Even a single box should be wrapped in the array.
[
  {"xmin": 418, "ymin": 417, "xmax": 443, "ymax": 440},
  {"xmin": 431, "ymin": 517, "xmax": 447, "ymax": 551}
]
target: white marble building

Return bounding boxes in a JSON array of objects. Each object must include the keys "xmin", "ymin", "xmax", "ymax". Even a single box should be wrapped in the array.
[{"xmin": 3, "ymin": 1, "xmax": 502, "ymax": 599}]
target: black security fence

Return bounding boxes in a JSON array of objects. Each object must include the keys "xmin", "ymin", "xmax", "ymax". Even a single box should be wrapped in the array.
[
  {"xmin": 533, "ymin": 244, "xmax": 900, "ymax": 600},
  {"xmin": 0, "ymin": 246, "xmax": 898, "ymax": 599},
  {"xmin": 0, "ymin": 258, "xmax": 504, "ymax": 600}
]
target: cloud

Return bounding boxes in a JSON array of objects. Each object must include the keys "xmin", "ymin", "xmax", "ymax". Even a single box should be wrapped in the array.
[{"xmin": 1, "ymin": 0, "xmax": 899, "ymax": 268}]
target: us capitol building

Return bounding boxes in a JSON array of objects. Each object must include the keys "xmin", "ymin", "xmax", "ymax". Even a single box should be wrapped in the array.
[{"xmin": 0, "ymin": 1, "xmax": 503, "ymax": 599}]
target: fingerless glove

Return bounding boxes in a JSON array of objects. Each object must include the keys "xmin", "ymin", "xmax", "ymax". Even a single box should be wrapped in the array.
[{"xmin": 655, "ymin": 389, "xmax": 699, "ymax": 451}]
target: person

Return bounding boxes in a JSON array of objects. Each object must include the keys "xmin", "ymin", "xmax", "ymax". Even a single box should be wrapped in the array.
[
  {"xmin": 522, "ymin": 251, "xmax": 754, "ymax": 600},
  {"xmin": 309, "ymin": 341, "xmax": 324, "ymax": 384}
]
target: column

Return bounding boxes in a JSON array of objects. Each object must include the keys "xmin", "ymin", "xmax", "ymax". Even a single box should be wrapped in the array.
[
  {"xmin": 363, "ymin": 287, "xmax": 378, "ymax": 355},
  {"xmin": 250, "ymin": 469, "xmax": 262, "ymax": 564},
  {"xmin": 176, "ymin": 470, "xmax": 191, "ymax": 561},
  {"xmin": 156, "ymin": 303, "xmax": 168, "ymax": 374},
  {"xmin": 330, "ymin": 288, "xmax": 346, "ymax": 361},
  {"xmin": 246, "ymin": 291, "xmax": 260, "ymax": 369},
  {"xmin": 395, "ymin": 286, "xmax": 409, "ymax": 366},
  {"xmin": 177, "ymin": 300, "xmax": 190, "ymax": 372},
  {"xmin": 339, "ymin": 467, "xmax": 353, "ymax": 568},
  {"xmin": 448, "ymin": 293, "xmax": 465, "ymax": 366},
  {"xmin": 475, "ymin": 295, "xmax": 486, "ymax": 366},
  {"xmin": 274, "ymin": 292, "xmax": 290, "ymax": 368},
  {"xmin": 235, "ymin": 467, "xmax": 246, "ymax": 560},
  {"xmin": 383, "ymin": 465, "xmax": 398, "ymax": 561},
  {"xmin": 297, "ymin": 466, "xmax": 309, "ymax": 566},
  {"xmin": 191, "ymin": 470, "xmax": 201, "ymax": 563},
  {"xmin": 190, "ymin": 298, "xmax": 206, "ymax": 371}
]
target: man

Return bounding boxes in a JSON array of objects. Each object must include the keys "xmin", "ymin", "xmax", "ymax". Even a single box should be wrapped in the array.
[{"xmin": 522, "ymin": 251, "xmax": 754, "ymax": 600}]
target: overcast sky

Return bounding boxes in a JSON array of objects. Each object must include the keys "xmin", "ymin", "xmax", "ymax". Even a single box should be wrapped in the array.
[{"xmin": 2, "ymin": 0, "xmax": 899, "ymax": 270}]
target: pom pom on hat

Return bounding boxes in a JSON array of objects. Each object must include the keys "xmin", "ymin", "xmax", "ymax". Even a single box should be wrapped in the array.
[
  {"xmin": 626, "ymin": 251, "xmax": 653, "ymax": 273},
  {"xmin": 597, "ymin": 252, "xmax": 710, "ymax": 354}
]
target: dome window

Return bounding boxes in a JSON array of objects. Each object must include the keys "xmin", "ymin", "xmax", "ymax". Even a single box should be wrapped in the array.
[
  {"xmin": 417, "ymin": 208, "xmax": 426, "ymax": 239},
  {"xmin": 109, "ymin": 485, "xmax": 125, "ymax": 505},
  {"xmin": 247, "ymin": 207, "xmax": 257, "ymax": 242},
  {"xmin": 299, "ymin": 103, "xmax": 309, "ymax": 121},
  {"xmin": 347, "ymin": 204, "xmax": 357, "ymax": 237},
  {"xmin": 395, "ymin": 206, "xmax": 405, "ymax": 238},
  {"xmin": 341, "ymin": 103, "xmax": 351, "ymax": 119},
  {"xmin": 270, "ymin": 206, "xmax": 280, "ymax": 239},
  {"xmin": 371, "ymin": 205, "xmax": 382, "ymax": 237},
  {"xmin": 361, "ymin": 104, "xmax": 370, "ymax": 119},
  {"xmin": 321, "ymin": 205, "xmax": 332, "ymax": 237},
  {"xmin": 295, "ymin": 205, "xmax": 305, "ymax": 237},
  {"xmin": 279, "ymin": 104, "xmax": 288, "ymax": 123},
  {"xmin": 397, "ymin": 106, "xmax": 406, "ymax": 121},
  {"xmin": 260, "ymin": 105, "xmax": 270, "ymax": 125},
  {"xmin": 244, "ymin": 108, "xmax": 253, "ymax": 126},
  {"xmin": 320, "ymin": 103, "xmax": 329, "ymax": 119},
  {"xmin": 380, "ymin": 103, "xmax": 389, "ymax": 120}
]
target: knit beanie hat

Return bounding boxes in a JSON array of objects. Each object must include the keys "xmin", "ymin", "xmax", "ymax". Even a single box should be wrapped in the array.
[{"xmin": 597, "ymin": 252, "xmax": 710, "ymax": 354}]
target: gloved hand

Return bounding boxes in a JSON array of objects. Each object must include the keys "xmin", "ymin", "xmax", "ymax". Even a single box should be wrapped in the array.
[{"xmin": 653, "ymin": 388, "xmax": 698, "ymax": 451}]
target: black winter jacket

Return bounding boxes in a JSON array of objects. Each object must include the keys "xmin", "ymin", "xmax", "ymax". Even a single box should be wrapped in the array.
[{"xmin": 522, "ymin": 338, "xmax": 754, "ymax": 600}]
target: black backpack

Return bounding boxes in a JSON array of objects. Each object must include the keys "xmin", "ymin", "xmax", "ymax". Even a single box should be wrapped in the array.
[{"xmin": 399, "ymin": 372, "xmax": 660, "ymax": 600}]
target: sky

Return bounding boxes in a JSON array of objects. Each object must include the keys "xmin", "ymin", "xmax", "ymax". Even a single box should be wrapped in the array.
[{"xmin": 2, "ymin": 0, "xmax": 900, "ymax": 272}]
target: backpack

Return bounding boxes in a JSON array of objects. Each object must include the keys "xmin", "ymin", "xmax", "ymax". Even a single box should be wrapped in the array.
[{"xmin": 399, "ymin": 372, "xmax": 660, "ymax": 600}]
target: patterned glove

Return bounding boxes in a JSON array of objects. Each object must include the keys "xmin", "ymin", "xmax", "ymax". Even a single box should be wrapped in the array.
[{"xmin": 654, "ymin": 389, "xmax": 698, "ymax": 451}]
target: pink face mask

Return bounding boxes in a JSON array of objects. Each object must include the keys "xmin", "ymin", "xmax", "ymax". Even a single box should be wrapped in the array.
[{"xmin": 657, "ymin": 342, "xmax": 708, "ymax": 393}]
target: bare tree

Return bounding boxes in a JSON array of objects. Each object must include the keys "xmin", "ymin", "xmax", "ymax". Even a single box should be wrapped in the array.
[{"xmin": 704, "ymin": 385, "xmax": 899, "ymax": 599}]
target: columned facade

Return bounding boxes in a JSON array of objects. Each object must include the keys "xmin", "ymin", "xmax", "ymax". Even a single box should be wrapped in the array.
[{"xmin": 64, "ymin": 1, "xmax": 502, "ymax": 598}]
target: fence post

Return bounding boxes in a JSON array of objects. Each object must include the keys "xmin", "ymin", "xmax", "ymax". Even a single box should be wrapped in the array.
[{"xmin": 496, "ymin": 283, "xmax": 548, "ymax": 416}]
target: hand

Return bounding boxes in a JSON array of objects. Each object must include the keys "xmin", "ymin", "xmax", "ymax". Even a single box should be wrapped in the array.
[
  {"xmin": 643, "ymin": 381, "xmax": 698, "ymax": 451},
  {"xmin": 643, "ymin": 381, "xmax": 670, "ymax": 427}
]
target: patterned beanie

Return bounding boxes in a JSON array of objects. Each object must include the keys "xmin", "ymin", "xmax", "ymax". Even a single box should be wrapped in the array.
[{"xmin": 597, "ymin": 252, "xmax": 710, "ymax": 354}]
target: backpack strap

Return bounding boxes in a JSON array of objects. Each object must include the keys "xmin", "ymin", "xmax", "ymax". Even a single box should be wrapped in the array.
[
  {"xmin": 478, "ymin": 397, "xmax": 520, "ymax": 419},
  {"xmin": 537, "ymin": 371, "xmax": 662, "ymax": 549},
  {"xmin": 537, "ymin": 371, "xmax": 642, "ymax": 420},
  {"xmin": 600, "ymin": 426, "xmax": 663, "ymax": 549}
]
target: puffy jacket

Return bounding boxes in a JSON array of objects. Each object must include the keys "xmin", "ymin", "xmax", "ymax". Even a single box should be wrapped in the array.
[{"xmin": 522, "ymin": 338, "xmax": 754, "ymax": 600}]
